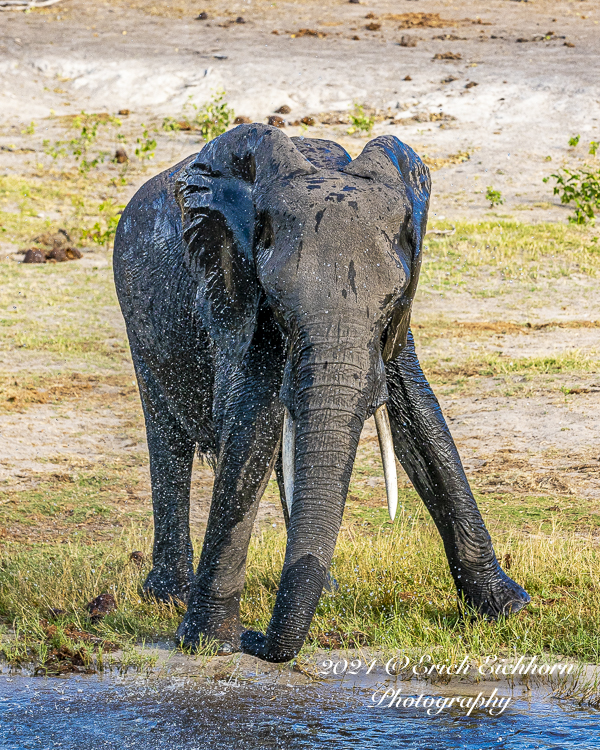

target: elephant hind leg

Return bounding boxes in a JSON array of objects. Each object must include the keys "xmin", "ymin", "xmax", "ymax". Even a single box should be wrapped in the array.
[{"xmin": 132, "ymin": 351, "xmax": 196, "ymax": 605}]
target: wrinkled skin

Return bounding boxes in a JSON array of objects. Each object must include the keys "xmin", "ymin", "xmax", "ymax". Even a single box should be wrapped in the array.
[{"xmin": 114, "ymin": 124, "xmax": 530, "ymax": 663}]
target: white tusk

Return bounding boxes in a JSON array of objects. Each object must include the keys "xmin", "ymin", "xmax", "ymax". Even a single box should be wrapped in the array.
[
  {"xmin": 282, "ymin": 407, "xmax": 295, "ymax": 518},
  {"xmin": 374, "ymin": 404, "xmax": 398, "ymax": 522}
]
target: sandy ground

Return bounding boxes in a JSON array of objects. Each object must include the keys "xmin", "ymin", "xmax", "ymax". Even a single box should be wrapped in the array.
[
  {"xmin": 1, "ymin": 0, "xmax": 599, "ymax": 220},
  {"xmin": 0, "ymin": 0, "xmax": 598, "ymax": 539}
]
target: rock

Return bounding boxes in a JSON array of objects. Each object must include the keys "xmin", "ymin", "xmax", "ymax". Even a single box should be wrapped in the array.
[
  {"xmin": 234, "ymin": 115, "xmax": 251, "ymax": 124},
  {"xmin": 196, "ymin": 11, "xmax": 208, "ymax": 20},
  {"xmin": 86, "ymin": 593, "xmax": 117, "ymax": 622},
  {"xmin": 465, "ymin": 81, "xmax": 478, "ymax": 89},
  {"xmin": 351, "ymin": 35, "xmax": 360, "ymax": 40},
  {"xmin": 118, "ymin": 109, "xmax": 130, "ymax": 116},
  {"xmin": 365, "ymin": 22, "xmax": 381, "ymax": 31},
  {"xmin": 115, "ymin": 147, "xmax": 128, "ymax": 163},
  {"xmin": 349, "ymin": 0, "xmax": 361, "ymax": 4},
  {"xmin": 442, "ymin": 75, "xmax": 459, "ymax": 83},
  {"xmin": 267, "ymin": 115, "xmax": 285, "ymax": 128},
  {"xmin": 301, "ymin": 116, "xmax": 316, "ymax": 126},
  {"xmin": 23, "ymin": 248, "xmax": 45, "ymax": 264},
  {"xmin": 404, "ymin": 75, "xmax": 412, "ymax": 81},
  {"xmin": 129, "ymin": 550, "xmax": 145, "ymax": 566},
  {"xmin": 399, "ymin": 35, "xmax": 417, "ymax": 47},
  {"xmin": 235, "ymin": 16, "xmax": 245, "ymax": 24},
  {"xmin": 276, "ymin": 104, "xmax": 291, "ymax": 115}
]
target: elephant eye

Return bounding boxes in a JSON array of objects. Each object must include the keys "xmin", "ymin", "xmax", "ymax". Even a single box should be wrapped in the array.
[
  {"xmin": 191, "ymin": 162, "xmax": 222, "ymax": 177},
  {"xmin": 186, "ymin": 185, "xmax": 210, "ymax": 195},
  {"xmin": 255, "ymin": 213, "xmax": 274, "ymax": 250}
]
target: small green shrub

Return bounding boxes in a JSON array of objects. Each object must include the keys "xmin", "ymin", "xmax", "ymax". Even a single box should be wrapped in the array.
[
  {"xmin": 347, "ymin": 103, "xmax": 374, "ymax": 135},
  {"xmin": 82, "ymin": 200, "xmax": 125, "ymax": 249},
  {"xmin": 161, "ymin": 117, "xmax": 181, "ymax": 132},
  {"xmin": 135, "ymin": 126, "xmax": 157, "ymax": 163},
  {"xmin": 43, "ymin": 112, "xmax": 121, "ymax": 175},
  {"xmin": 485, "ymin": 186, "xmax": 504, "ymax": 208},
  {"xmin": 544, "ymin": 166, "xmax": 600, "ymax": 224},
  {"xmin": 192, "ymin": 90, "xmax": 234, "ymax": 142}
]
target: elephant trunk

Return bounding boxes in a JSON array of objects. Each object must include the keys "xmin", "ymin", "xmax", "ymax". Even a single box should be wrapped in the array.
[{"xmin": 243, "ymin": 348, "xmax": 371, "ymax": 662}]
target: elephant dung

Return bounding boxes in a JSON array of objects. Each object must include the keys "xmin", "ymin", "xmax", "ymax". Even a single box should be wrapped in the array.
[{"xmin": 86, "ymin": 593, "xmax": 117, "ymax": 622}]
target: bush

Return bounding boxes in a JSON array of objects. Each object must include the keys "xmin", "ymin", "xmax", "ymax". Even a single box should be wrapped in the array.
[
  {"xmin": 193, "ymin": 90, "xmax": 234, "ymax": 142},
  {"xmin": 485, "ymin": 186, "xmax": 504, "ymax": 208},
  {"xmin": 546, "ymin": 136, "xmax": 600, "ymax": 224},
  {"xmin": 545, "ymin": 166, "xmax": 600, "ymax": 224},
  {"xmin": 347, "ymin": 104, "xmax": 375, "ymax": 135}
]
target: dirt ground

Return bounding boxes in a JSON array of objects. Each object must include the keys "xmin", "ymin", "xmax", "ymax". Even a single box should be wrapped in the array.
[
  {"xmin": 0, "ymin": 0, "xmax": 598, "ymax": 546},
  {"xmin": 1, "ymin": 0, "xmax": 599, "ymax": 219}
]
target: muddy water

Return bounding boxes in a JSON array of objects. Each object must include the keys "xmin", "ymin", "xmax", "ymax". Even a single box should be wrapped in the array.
[{"xmin": 0, "ymin": 674, "xmax": 598, "ymax": 750}]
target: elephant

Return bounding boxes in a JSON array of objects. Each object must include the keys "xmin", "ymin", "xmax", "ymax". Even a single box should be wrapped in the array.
[{"xmin": 113, "ymin": 124, "xmax": 530, "ymax": 663}]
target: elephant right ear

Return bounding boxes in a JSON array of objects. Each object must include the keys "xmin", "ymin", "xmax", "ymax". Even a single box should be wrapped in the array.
[
  {"xmin": 176, "ymin": 159, "xmax": 259, "ymax": 359},
  {"xmin": 175, "ymin": 125, "xmax": 316, "ymax": 360}
]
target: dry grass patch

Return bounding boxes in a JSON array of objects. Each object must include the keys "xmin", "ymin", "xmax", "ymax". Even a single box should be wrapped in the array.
[{"xmin": 0, "ymin": 372, "xmax": 135, "ymax": 412}]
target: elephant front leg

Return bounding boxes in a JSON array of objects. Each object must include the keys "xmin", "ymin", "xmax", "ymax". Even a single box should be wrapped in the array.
[
  {"xmin": 386, "ymin": 331, "xmax": 530, "ymax": 619},
  {"xmin": 134, "ymin": 354, "xmax": 196, "ymax": 604},
  {"xmin": 177, "ymin": 352, "xmax": 284, "ymax": 652}
]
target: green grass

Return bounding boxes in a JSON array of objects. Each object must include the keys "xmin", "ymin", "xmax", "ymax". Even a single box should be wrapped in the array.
[
  {"xmin": 2, "ymin": 514, "xmax": 599, "ymax": 672},
  {"xmin": 1, "ymin": 175, "xmax": 599, "ymax": 672},
  {"xmin": 0, "ymin": 173, "xmax": 100, "ymax": 246},
  {"xmin": 422, "ymin": 220, "xmax": 600, "ymax": 290},
  {"xmin": 245, "ymin": 519, "xmax": 600, "ymax": 664},
  {"xmin": 424, "ymin": 350, "xmax": 599, "ymax": 380},
  {"xmin": 0, "ymin": 456, "xmax": 150, "ymax": 541},
  {"xmin": 0, "ymin": 256, "xmax": 128, "ymax": 367}
]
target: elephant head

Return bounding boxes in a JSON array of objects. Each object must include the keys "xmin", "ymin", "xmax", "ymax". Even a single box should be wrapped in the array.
[{"xmin": 176, "ymin": 124, "xmax": 430, "ymax": 661}]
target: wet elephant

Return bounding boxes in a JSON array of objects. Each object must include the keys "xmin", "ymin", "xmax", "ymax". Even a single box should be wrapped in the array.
[{"xmin": 113, "ymin": 124, "xmax": 530, "ymax": 663}]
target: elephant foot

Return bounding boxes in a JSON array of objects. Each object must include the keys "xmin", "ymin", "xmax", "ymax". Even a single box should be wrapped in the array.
[
  {"xmin": 143, "ymin": 566, "xmax": 194, "ymax": 605},
  {"xmin": 176, "ymin": 605, "xmax": 243, "ymax": 654},
  {"xmin": 457, "ymin": 566, "xmax": 530, "ymax": 620}
]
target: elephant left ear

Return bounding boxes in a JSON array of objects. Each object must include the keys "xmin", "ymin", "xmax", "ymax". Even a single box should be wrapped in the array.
[{"xmin": 343, "ymin": 136, "xmax": 431, "ymax": 361}]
